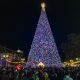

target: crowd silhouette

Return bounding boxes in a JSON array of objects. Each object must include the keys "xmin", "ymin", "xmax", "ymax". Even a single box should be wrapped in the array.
[{"xmin": 0, "ymin": 66, "xmax": 80, "ymax": 80}]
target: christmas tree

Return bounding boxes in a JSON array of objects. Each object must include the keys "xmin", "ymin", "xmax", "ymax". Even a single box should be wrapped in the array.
[{"xmin": 27, "ymin": 3, "xmax": 62, "ymax": 67}]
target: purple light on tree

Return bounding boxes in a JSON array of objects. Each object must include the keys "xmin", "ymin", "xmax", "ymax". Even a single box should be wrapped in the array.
[{"xmin": 27, "ymin": 3, "xmax": 62, "ymax": 67}]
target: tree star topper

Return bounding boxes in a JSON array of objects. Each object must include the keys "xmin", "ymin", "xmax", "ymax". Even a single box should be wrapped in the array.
[{"xmin": 41, "ymin": 2, "xmax": 46, "ymax": 11}]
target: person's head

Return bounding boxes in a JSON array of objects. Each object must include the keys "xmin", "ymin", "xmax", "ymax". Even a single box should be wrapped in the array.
[{"xmin": 65, "ymin": 72, "xmax": 71, "ymax": 77}]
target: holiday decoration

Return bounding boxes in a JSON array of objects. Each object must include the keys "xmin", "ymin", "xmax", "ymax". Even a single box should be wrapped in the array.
[
  {"xmin": 27, "ymin": 3, "xmax": 62, "ymax": 67},
  {"xmin": 38, "ymin": 62, "xmax": 45, "ymax": 68},
  {"xmin": 16, "ymin": 64, "xmax": 21, "ymax": 71}
]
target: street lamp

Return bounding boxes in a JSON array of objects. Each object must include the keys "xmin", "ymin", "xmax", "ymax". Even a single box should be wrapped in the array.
[
  {"xmin": 3, "ymin": 55, "xmax": 6, "ymax": 58},
  {"xmin": 76, "ymin": 58, "xmax": 79, "ymax": 61},
  {"xmin": 3, "ymin": 54, "xmax": 9, "ymax": 58},
  {"xmin": 6, "ymin": 55, "xmax": 9, "ymax": 58}
]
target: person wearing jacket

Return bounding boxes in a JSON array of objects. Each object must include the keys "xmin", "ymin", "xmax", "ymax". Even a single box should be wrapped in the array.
[{"xmin": 63, "ymin": 74, "xmax": 73, "ymax": 80}]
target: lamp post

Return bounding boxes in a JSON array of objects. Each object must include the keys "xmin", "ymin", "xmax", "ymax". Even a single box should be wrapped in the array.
[
  {"xmin": 17, "ymin": 49, "xmax": 23, "ymax": 61},
  {"xmin": 3, "ymin": 54, "xmax": 9, "ymax": 67}
]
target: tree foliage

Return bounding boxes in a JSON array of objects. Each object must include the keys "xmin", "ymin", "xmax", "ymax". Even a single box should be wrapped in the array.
[{"xmin": 61, "ymin": 33, "xmax": 80, "ymax": 61}]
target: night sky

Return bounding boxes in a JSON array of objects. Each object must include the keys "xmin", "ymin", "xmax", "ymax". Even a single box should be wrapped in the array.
[{"xmin": 0, "ymin": 0, "xmax": 80, "ymax": 58}]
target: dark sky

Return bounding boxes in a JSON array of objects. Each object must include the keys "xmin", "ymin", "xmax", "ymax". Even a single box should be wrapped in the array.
[{"xmin": 0, "ymin": 0, "xmax": 80, "ymax": 58}]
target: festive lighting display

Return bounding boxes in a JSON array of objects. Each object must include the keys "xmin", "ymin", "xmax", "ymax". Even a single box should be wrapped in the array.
[
  {"xmin": 16, "ymin": 64, "xmax": 21, "ymax": 71},
  {"xmin": 37, "ymin": 62, "xmax": 45, "ymax": 68},
  {"xmin": 63, "ymin": 59, "xmax": 80, "ymax": 67},
  {"xmin": 27, "ymin": 3, "xmax": 62, "ymax": 67}
]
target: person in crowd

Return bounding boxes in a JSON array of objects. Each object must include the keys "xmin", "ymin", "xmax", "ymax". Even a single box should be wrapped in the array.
[
  {"xmin": 63, "ymin": 73, "xmax": 73, "ymax": 80},
  {"xmin": 32, "ymin": 70, "xmax": 39, "ymax": 80},
  {"xmin": 22, "ymin": 72, "xmax": 28, "ymax": 80},
  {"xmin": 38, "ymin": 69, "xmax": 45, "ymax": 80},
  {"xmin": 27, "ymin": 68, "xmax": 34, "ymax": 80},
  {"xmin": 76, "ymin": 72, "xmax": 80, "ymax": 80}
]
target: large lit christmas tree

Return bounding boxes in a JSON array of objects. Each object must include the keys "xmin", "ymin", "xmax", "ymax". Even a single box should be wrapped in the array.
[{"xmin": 27, "ymin": 3, "xmax": 62, "ymax": 67}]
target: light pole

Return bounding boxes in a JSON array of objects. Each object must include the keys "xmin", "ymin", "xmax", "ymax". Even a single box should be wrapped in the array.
[{"xmin": 3, "ymin": 54, "xmax": 9, "ymax": 67}]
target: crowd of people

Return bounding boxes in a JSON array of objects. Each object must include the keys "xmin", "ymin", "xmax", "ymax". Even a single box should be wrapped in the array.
[{"xmin": 0, "ymin": 66, "xmax": 80, "ymax": 80}]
